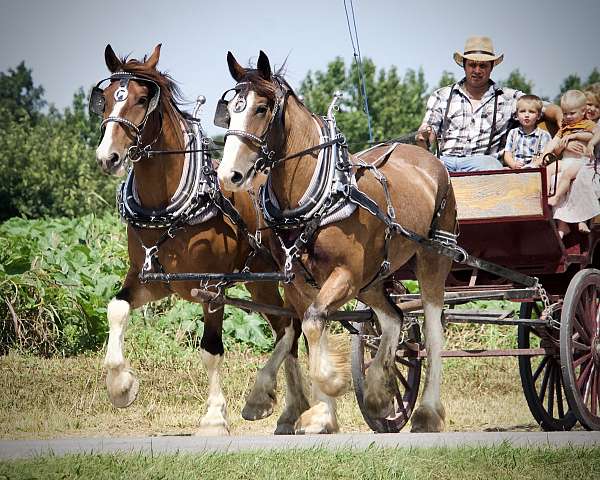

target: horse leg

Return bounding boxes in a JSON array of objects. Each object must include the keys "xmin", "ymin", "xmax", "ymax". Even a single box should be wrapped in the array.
[
  {"xmin": 266, "ymin": 287, "xmax": 309, "ymax": 435},
  {"xmin": 293, "ymin": 267, "xmax": 354, "ymax": 434},
  {"xmin": 357, "ymin": 288, "xmax": 403, "ymax": 419},
  {"xmin": 104, "ymin": 277, "xmax": 168, "ymax": 408},
  {"xmin": 196, "ymin": 302, "xmax": 229, "ymax": 436},
  {"xmin": 241, "ymin": 282, "xmax": 295, "ymax": 421},
  {"xmin": 410, "ymin": 249, "xmax": 451, "ymax": 432},
  {"xmin": 242, "ymin": 283, "xmax": 310, "ymax": 431}
]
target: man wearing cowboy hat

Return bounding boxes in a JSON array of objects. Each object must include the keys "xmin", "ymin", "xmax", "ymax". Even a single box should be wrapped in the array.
[{"xmin": 416, "ymin": 36, "xmax": 562, "ymax": 172}]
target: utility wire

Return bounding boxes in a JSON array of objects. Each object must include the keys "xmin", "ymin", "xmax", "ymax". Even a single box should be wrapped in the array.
[{"xmin": 343, "ymin": 0, "xmax": 373, "ymax": 142}]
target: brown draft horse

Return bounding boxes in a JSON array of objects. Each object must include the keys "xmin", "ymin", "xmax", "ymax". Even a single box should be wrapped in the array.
[
  {"xmin": 217, "ymin": 51, "xmax": 457, "ymax": 433},
  {"xmin": 94, "ymin": 45, "xmax": 308, "ymax": 435}
]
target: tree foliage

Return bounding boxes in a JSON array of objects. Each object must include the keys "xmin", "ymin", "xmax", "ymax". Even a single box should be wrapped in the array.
[
  {"xmin": 0, "ymin": 62, "xmax": 45, "ymax": 125},
  {"xmin": 299, "ymin": 57, "xmax": 429, "ymax": 150},
  {"xmin": 500, "ymin": 69, "xmax": 534, "ymax": 94},
  {"xmin": 0, "ymin": 64, "xmax": 116, "ymax": 221}
]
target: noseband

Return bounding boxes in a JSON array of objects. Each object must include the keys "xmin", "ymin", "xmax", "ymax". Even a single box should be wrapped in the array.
[{"xmin": 89, "ymin": 71, "xmax": 162, "ymax": 162}]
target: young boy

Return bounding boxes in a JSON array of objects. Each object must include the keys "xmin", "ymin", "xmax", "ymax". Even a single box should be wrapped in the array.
[
  {"xmin": 544, "ymin": 90, "xmax": 597, "ymax": 236},
  {"xmin": 504, "ymin": 95, "xmax": 551, "ymax": 169}
]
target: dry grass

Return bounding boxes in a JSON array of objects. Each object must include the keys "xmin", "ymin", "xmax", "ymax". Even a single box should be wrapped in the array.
[{"xmin": 0, "ymin": 333, "xmax": 540, "ymax": 439}]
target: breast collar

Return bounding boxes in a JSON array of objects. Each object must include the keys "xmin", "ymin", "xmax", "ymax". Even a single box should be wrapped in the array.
[
  {"xmin": 259, "ymin": 114, "xmax": 354, "ymax": 230},
  {"xmin": 117, "ymin": 116, "xmax": 220, "ymax": 230}
]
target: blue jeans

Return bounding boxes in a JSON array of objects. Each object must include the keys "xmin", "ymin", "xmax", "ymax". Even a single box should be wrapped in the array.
[{"xmin": 440, "ymin": 155, "xmax": 504, "ymax": 172}]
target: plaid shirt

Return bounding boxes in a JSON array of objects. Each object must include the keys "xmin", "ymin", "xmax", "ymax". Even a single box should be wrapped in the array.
[
  {"xmin": 421, "ymin": 79, "xmax": 523, "ymax": 157},
  {"xmin": 505, "ymin": 126, "xmax": 551, "ymax": 166}
]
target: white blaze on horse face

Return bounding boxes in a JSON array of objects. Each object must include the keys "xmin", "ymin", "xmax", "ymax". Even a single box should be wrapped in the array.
[
  {"xmin": 95, "ymin": 95, "xmax": 128, "ymax": 175},
  {"xmin": 218, "ymin": 91, "xmax": 259, "ymax": 191}
]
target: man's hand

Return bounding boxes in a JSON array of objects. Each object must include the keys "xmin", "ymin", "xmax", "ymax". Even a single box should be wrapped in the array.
[{"xmin": 416, "ymin": 125, "xmax": 435, "ymax": 150}]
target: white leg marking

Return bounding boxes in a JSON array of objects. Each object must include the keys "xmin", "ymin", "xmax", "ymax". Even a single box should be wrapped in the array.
[
  {"xmin": 294, "ymin": 381, "xmax": 339, "ymax": 434},
  {"xmin": 104, "ymin": 298, "xmax": 130, "ymax": 370},
  {"xmin": 421, "ymin": 301, "xmax": 444, "ymax": 407},
  {"xmin": 198, "ymin": 348, "xmax": 229, "ymax": 435}
]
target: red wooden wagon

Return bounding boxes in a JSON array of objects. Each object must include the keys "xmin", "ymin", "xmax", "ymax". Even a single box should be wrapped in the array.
[{"xmin": 351, "ymin": 166, "xmax": 600, "ymax": 432}]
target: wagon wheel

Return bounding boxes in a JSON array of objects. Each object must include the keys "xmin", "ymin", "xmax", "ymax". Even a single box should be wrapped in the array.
[
  {"xmin": 351, "ymin": 302, "xmax": 421, "ymax": 433},
  {"xmin": 560, "ymin": 268, "xmax": 600, "ymax": 430},
  {"xmin": 518, "ymin": 302, "xmax": 577, "ymax": 431}
]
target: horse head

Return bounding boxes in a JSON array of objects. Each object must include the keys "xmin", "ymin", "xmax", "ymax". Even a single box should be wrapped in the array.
[
  {"xmin": 92, "ymin": 44, "xmax": 164, "ymax": 176},
  {"xmin": 217, "ymin": 51, "xmax": 287, "ymax": 191}
]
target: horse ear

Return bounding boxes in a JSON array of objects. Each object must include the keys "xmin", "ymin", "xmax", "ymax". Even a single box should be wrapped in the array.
[
  {"xmin": 105, "ymin": 44, "xmax": 122, "ymax": 73},
  {"xmin": 227, "ymin": 51, "xmax": 245, "ymax": 82},
  {"xmin": 146, "ymin": 44, "xmax": 162, "ymax": 70},
  {"xmin": 257, "ymin": 51, "xmax": 272, "ymax": 80}
]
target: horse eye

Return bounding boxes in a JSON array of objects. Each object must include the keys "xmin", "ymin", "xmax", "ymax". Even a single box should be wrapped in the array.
[
  {"xmin": 256, "ymin": 105, "xmax": 268, "ymax": 115},
  {"xmin": 138, "ymin": 96, "xmax": 148, "ymax": 105}
]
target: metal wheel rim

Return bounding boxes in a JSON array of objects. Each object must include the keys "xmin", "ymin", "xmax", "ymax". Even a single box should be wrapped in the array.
[{"xmin": 560, "ymin": 269, "xmax": 600, "ymax": 430}]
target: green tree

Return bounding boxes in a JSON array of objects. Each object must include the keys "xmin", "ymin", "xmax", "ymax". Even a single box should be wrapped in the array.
[
  {"xmin": 500, "ymin": 69, "xmax": 534, "ymax": 94},
  {"xmin": 0, "ymin": 64, "xmax": 115, "ymax": 220},
  {"xmin": 0, "ymin": 62, "xmax": 45, "ymax": 124},
  {"xmin": 556, "ymin": 74, "xmax": 582, "ymax": 102},
  {"xmin": 299, "ymin": 57, "xmax": 429, "ymax": 150},
  {"xmin": 436, "ymin": 70, "xmax": 457, "ymax": 89},
  {"xmin": 585, "ymin": 68, "xmax": 600, "ymax": 87}
]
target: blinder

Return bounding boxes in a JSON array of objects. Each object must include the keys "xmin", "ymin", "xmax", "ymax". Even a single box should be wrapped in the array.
[
  {"xmin": 213, "ymin": 83, "xmax": 251, "ymax": 128},
  {"xmin": 88, "ymin": 72, "xmax": 161, "ymax": 125},
  {"xmin": 89, "ymin": 87, "xmax": 106, "ymax": 116}
]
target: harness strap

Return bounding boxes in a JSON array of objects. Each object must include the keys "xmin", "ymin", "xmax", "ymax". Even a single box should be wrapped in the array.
[{"xmin": 346, "ymin": 183, "xmax": 538, "ymax": 288}]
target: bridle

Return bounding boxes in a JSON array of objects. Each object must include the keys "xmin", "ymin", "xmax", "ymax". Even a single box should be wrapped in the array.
[
  {"xmin": 215, "ymin": 77, "xmax": 290, "ymax": 173},
  {"xmin": 215, "ymin": 76, "xmax": 346, "ymax": 175},
  {"xmin": 89, "ymin": 71, "xmax": 163, "ymax": 162}
]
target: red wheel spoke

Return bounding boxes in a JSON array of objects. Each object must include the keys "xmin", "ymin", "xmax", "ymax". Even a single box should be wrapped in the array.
[
  {"xmin": 532, "ymin": 356, "xmax": 550, "ymax": 384},
  {"xmin": 573, "ymin": 352, "xmax": 593, "ymax": 368},
  {"xmin": 577, "ymin": 360, "xmax": 594, "ymax": 392},
  {"xmin": 572, "ymin": 315, "xmax": 591, "ymax": 344},
  {"xmin": 572, "ymin": 339, "xmax": 591, "ymax": 352}
]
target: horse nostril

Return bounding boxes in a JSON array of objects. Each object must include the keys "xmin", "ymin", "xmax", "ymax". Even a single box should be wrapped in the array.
[
  {"xmin": 231, "ymin": 171, "xmax": 244, "ymax": 185},
  {"xmin": 109, "ymin": 153, "xmax": 120, "ymax": 166}
]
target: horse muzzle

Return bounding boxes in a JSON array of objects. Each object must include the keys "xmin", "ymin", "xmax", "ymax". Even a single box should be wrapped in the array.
[{"xmin": 96, "ymin": 151, "xmax": 126, "ymax": 176}]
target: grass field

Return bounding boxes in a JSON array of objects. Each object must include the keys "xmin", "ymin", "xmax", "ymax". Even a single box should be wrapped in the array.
[
  {"xmin": 1, "ymin": 445, "xmax": 599, "ymax": 480},
  {"xmin": 1, "ymin": 338, "xmax": 540, "ymax": 440}
]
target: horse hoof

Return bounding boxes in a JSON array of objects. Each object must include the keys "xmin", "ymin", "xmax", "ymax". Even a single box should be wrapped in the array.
[
  {"xmin": 411, "ymin": 405, "xmax": 445, "ymax": 433},
  {"xmin": 363, "ymin": 378, "xmax": 394, "ymax": 419},
  {"xmin": 274, "ymin": 423, "xmax": 295, "ymax": 435},
  {"xmin": 293, "ymin": 403, "xmax": 338, "ymax": 434},
  {"xmin": 106, "ymin": 369, "xmax": 139, "ymax": 408},
  {"xmin": 241, "ymin": 395, "xmax": 275, "ymax": 421},
  {"xmin": 196, "ymin": 416, "xmax": 230, "ymax": 436},
  {"xmin": 195, "ymin": 424, "xmax": 230, "ymax": 436}
]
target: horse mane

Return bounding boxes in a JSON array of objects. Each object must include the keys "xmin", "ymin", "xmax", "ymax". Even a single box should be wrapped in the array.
[
  {"xmin": 117, "ymin": 55, "xmax": 187, "ymax": 117},
  {"xmin": 118, "ymin": 55, "xmax": 187, "ymax": 146},
  {"xmin": 237, "ymin": 62, "xmax": 301, "ymax": 106}
]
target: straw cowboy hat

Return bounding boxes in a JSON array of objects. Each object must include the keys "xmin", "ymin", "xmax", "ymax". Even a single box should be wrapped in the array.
[{"xmin": 453, "ymin": 36, "xmax": 504, "ymax": 67}]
